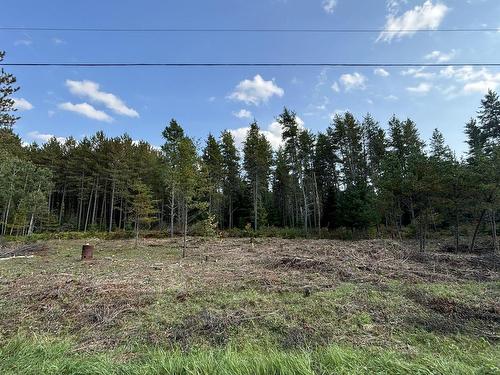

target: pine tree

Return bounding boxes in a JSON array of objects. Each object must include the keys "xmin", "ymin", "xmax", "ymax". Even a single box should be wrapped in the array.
[
  {"xmin": 465, "ymin": 118, "xmax": 483, "ymax": 165},
  {"xmin": 162, "ymin": 119, "xmax": 185, "ymax": 237},
  {"xmin": 0, "ymin": 51, "xmax": 19, "ymax": 129},
  {"xmin": 430, "ymin": 129, "xmax": 453, "ymax": 161},
  {"xmin": 298, "ymin": 129, "xmax": 318, "ymax": 233},
  {"xmin": 220, "ymin": 130, "xmax": 240, "ymax": 229},
  {"xmin": 243, "ymin": 122, "xmax": 273, "ymax": 230},
  {"xmin": 272, "ymin": 147, "xmax": 291, "ymax": 227},
  {"xmin": 130, "ymin": 181, "xmax": 157, "ymax": 248},
  {"xmin": 314, "ymin": 131, "xmax": 340, "ymax": 229},
  {"xmin": 478, "ymin": 89, "xmax": 500, "ymax": 153},
  {"xmin": 177, "ymin": 136, "xmax": 202, "ymax": 256},
  {"xmin": 362, "ymin": 114, "xmax": 386, "ymax": 185},
  {"xmin": 202, "ymin": 134, "xmax": 223, "ymax": 225},
  {"xmin": 330, "ymin": 112, "xmax": 375, "ymax": 232}
]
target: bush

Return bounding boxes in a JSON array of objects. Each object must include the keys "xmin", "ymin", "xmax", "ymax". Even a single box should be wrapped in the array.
[{"xmin": 190, "ymin": 214, "xmax": 218, "ymax": 237}]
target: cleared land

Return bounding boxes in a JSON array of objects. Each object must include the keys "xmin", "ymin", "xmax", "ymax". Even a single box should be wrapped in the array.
[{"xmin": 0, "ymin": 237, "xmax": 499, "ymax": 374}]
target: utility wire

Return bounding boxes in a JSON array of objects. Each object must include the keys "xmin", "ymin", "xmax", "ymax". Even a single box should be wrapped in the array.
[
  {"xmin": 1, "ymin": 26, "xmax": 499, "ymax": 33},
  {"xmin": 2, "ymin": 62, "xmax": 500, "ymax": 68}
]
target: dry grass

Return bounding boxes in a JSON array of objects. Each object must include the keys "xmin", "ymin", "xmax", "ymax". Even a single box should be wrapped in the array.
[{"xmin": 0, "ymin": 237, "xmax": 498, "ymax": 353}]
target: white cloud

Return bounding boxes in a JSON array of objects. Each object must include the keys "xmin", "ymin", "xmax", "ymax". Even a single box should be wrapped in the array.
[
  {"xmin": 374, "ymin": 68, "xmax": 390, "ymax": 77},
  {"xmin": 406, "ymin": 82, "xmax": 433, "ymax": 93},
  {"xmin": 65, "ymin": 80, "xmax": 139, "ymax": 118},
  {"xmin": 318, "ymin": 96, "xmax": 330, "ymax": 109},
  {"xmin": 52, "ymin": 37, "xmax": 66, "ymax": 45},
  {"xmin": 425, "ymin": 49, "xmax": 457, "ymax": 63},
  {"xmin": 233, "ymin": 109, "xmax": 252, "ymax": 119},
  {"xmin": 463, "ymin": 80, "xmax": 499, "ymax": 93},
  {"xmin": 229, "ymin": 75, "xmax": 284, "ymax": 105},
  {"xmin": 378, "ymin": 1, "xmax": 449, "ymax": 42},
  {"xmin": 401, "ymin": 67, "xmax": 435, "ymax": 80},
  {"xmin": 229, "ymin": 116, "xmax": 304, "ymax": 150},
  {"xmin": 439, "ymin": 66, "xmax": 500, "ymax": 94},
  {"xmin": 340, "ymin": 72, "xmax": 367, "ymax": 90},
  {"xmin": 330, "ymin": 109, "xmax": 350, "ymax": 119},
  {"xmin": 385, "ymin": 94, "xmax": 399, "ymax": 101},
  {"xmin": 58, "ymin": 102, "xmax": 114, "ymax": 122},
  {"xmin": 27, "ymin": 131, "xmax": 66, "ymax": 144},
  {"xmin": 229, "ymin": 127, "xmax": 250, "ymax": 150},
  {"xmin": 13, "ymin": 98, "xmax": 34, "ymax": 111},
  {"xmin": 331, "ymin": 82, "xmax": 340, "ymax": 92},
  {"xmin": 386, "ymin": 0, "xmax": 407, "ymax": 14},
  {"xmin": 322, "ymin": 0, "xmax": 337, "ymax": 13},
  {"xmin": 14, "ymin": 39, "xmax": 32, "ymax": 46}
]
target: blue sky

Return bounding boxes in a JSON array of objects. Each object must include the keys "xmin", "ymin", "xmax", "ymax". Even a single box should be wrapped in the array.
[{"xmin": 2, "ymin": 0, "xmax": 500, "ymax": 154}]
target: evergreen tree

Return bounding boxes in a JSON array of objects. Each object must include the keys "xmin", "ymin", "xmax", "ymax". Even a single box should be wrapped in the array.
[
  {"xmin": 272, "ymin": 147, "xmax": 291, "ymax": 227},
  {"xmin": 478, "ymin": 89, "xmax": 500, "ymax": 152},
  {"xmin": 220, "ymin": 130, "xmax": 240, "ymax": 229},
  {"xmin": 162, "ymin": 119, "xmax": 185, "ymax": 237},
  {"xmin": 465, "ymin": 118, "xmax": 483, "ymax": 164},
  {"xmin": 177, "ymin": 136, "xmax": 203, "ymax": 256},
  {"xmin": 0, "ymin": 51, "xmax": 19, "ymax": 129},
  {"xmin": 243, "ymin": 122, "xmax": 273, "ymax": 230},
  {"xmin": 202, "ymin": 133, "xmax": 223, "ymax": 226},
  {"xmin": 314, "ymin": 131, "xmax": 339, "ymax": 229},
  {"xmin": 130, "ymin": 181, "xmax": 157, "ymax": 248}
]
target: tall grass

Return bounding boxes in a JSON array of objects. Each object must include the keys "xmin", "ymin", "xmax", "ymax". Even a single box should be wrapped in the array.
[{"xmin": 1, "ymin": 336, "xmax": 498, "ymax": 375}]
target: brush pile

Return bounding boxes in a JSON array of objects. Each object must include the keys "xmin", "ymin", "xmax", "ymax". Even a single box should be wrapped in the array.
[{"xmin": 0, "ymin": 243, "xmax": 48, "ymax": 259}]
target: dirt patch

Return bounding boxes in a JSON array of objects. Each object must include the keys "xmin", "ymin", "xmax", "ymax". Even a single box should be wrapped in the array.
[
  {"xmin": 406, "ymin": 290, "xmax": 500, "ymax": 340},
  {"xmin": 274, "ymin": 256, "xmax": 330, "ymax": 271},
  {"xmin": 169, "ymin": 309, "xmax": 247, "ymax": 348},
  {"xmin": 408, "ymin": 290, "xmax": 500, "ymax": 322}
]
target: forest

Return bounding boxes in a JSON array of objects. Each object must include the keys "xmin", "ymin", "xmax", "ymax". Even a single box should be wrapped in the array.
[{"xmin": 1, "ymin": 51, "xmax": 499, "ymax": 253}]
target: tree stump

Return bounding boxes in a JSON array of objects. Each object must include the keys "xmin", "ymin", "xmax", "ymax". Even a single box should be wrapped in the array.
[{"xmin": 81, "ymin": 244, "xmax": 94, "ymax": 260}]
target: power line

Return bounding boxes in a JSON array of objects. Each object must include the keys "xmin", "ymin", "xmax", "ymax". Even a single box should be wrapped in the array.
[
  {"xmin": 2, "ymin": 62, "xmax": 500, "ymax": 68},
  {"xmin": 1, "ymin": 26, "xmax": 499, "ymax": 34}
]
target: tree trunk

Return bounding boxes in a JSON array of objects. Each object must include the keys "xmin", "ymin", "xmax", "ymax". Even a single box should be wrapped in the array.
[
  {"xmin": 92, "ymin": 177, "xmax": 99, "ymax": 226},
  {"xmin": 77, "ymin": 173, "xmax": 85, "ymax": 231},
  {"xmin": 3, "ymin": 196, "xmax": 12, "ymax": 235},
  {"xmin": 491, "ymin": 209, "xmax": 498, "ymax": 253},
  {"xmin": 118, "ymin": 196, "xmax": 123, "ymax": 230},
  {"xmin": 301, "ymin": 178, "xmax": 308, "ymax": 235},
  {"xmin": 84, "ymin": 185, "xmax": 94, "ymax": 232},
  {"xmin": 109, "ymin": 178, "xmax": 115, "ymax": 233},
  {"xmin": 59, "ymin": 183, "xmax": 66, "ymax": 225},
  {"xmin": 455, "ymin": 208, "xmax": 460, "ymax": 253},
  {"xmin": 470, "ymin": 209, "xmax": 486, "ymax": 252},
  {"xmin": 254, "ymin": 176, "xmax": 258, "ymax": 231},
  {"xmin": 27, "ymin": 213, "xmax": 35, "ymax": 236},
  {"xmin": 2, "ymin": 168, "xmax": 18, "ymax": 235},
  {"xmin": 100, "ymin": 180, "xmax": 107, "ymax": 229},
  {"xmin": 134, "ymin": 215, "xmax": 139, "ymax": 248},
  {"xmin": 170, "ymin": 187, "xmax": 175, "ymax": 238},
  {"xmin": 182, "ymin": 201, "xmax": 188, "ymax": 258},
  {"xmin": 229, "ymin": 196, "xmax": 233, "ymax": 229},
  {"xmin": 313, "ymin": 172, "xmax": 321, "ymax": 236}
]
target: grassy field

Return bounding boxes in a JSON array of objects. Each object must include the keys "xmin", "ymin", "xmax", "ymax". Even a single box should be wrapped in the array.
[{"xmin": 0, "ymin": 237, "xmax": 499, "ymax": 374}]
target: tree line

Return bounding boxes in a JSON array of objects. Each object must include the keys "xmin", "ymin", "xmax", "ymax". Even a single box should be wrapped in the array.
[{"xmin": 1, "ymin": 51, "xmax": 499, "ymax": 252}]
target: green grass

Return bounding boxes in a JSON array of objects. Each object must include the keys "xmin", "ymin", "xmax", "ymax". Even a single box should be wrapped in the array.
[
  {"xmin": 1, "ymin": 335, "xmax": 499, "ymax": 375},
  {"xmin": 1, "ymin": 238, "xmax": 499, "ymax": 373}
]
